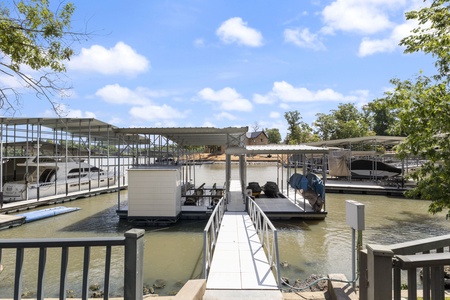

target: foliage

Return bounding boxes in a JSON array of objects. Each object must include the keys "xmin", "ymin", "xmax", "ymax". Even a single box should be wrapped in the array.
[
  {"xmin": 401, "ymin": 0, "xmax": 450, "ymax": 80},
  {"xmin": 363, "ymin": 98, "xmax": 401, "ymax": 136},
  {"xmin": 0, "ymin": 0, "xmax": 78, "ymax": 114},
  {"xmin": 313, "ymin": 103, "xmax": 369, "ymax": 140},
  {"xmin": 265, "ymin": 128, "xmax": 282, "ymax": 144},
  {"xmin": 382, "ymin": 0, "xmax": 450, "ymax": 214},
  {"xmin": 283, "ymin": 110, "xmax": 319, "ymax": 144},
  {"xmin": 382, "ymin": 76, "xmax": 450, "ymax": 213}
]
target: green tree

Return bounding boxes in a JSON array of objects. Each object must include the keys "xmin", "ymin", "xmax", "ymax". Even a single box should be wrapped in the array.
[
  {"xmin": 0, "ymin": 0, "xmax": 78, "ymax": 114},
  {"xmin": 383, "ymin": 0, "xmax": 450, "ymax": 214},
  {"xmin": 314, "ymin": 113, "xmax": 335, "ymax": 140},
  {"xmin": 284, "ymin": 110, "xmax": 318, "ymax": 144},
  {"xmin": 401, "ymin": 0, "xmax": 450, "ymax": 80},
  {"xmin": 313, "ymin": 103, "xmax": 369, "ymax": 140},
  {"xmin": 265, "ymin": 128, "xmax": 282, "ymax": 144},
  {"xmin": 363, "ymin": 99, "xmax": 400, "ymax": 136}
]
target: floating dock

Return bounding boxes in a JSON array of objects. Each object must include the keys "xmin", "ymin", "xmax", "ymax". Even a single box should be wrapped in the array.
[
  {"xmin": 0, "ymin": 214, "xmax": 25, "ymax": 230},
  {"xmin": 0, "ymin": 185, "xmax": 124, "ymax": 230},
  {"xmin": 325, "ymin": 179, "xmax": 408, "ymax": 197}
]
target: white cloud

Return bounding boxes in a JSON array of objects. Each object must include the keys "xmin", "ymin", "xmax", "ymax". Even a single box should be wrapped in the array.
[
  {"xmin": 0, "ymin": 73, "xmax": 25, "ymax": 90},
  {"xmin": 253, "ymin": 93, "xmax": 274, "ymax": 104},
  {"xmin": 358, "ymin": 20, "xmax": 416, "ymax": 56},
  {"xmin": 129, "ymin": 104, "xmax": 186, "ymax": 121},
  {"xmin": 358, "ymin": 38, "xmax": 396, "ymax": 57},
  {"xmin": 262, "ymin": 81, "xmax": 369, "ymax": 103},
  {"xmin": 216, "ymin": 17, "xmax": 263, "ymax": 47},
  {"xmin": 94, "ymin": 84, "xmax": 186, "ymax": 121},
  {"xmin": 321, "ymin": 0, "xmax": 403, "ymax": 35},
  {"xmin": 198, "ymin": 87, "xmax": 253, "ymax": 112},
  {"xmin": 279, "ymin": 103, "xmax": 291, "ymax": 110},
  {"xmin": 269, "ymin": 111, "xmax": 280, "ymax": 119},
  {"xmin": 284, "ymin": 28, "xmax": 325, "ymax": 50},
  {"xmin": 202, "ymin": 121, "xmax": 216, "ymax": 127},
  {"xmin": 95, "ymin": 84, "xmax": 149, "ymax": 105},
  {"xmin": 43, "ymin": 104, "xmax": 96, "ymax": 118},
  {"xmin": 215, "ymin": 112, "xmax": 238, "ymax": 120},
  {"xmin": 68, "ymin": 42, "xmax": 150, "ymax": 76},
  {"xmin": 194, "ymin": 38, "xmax": 205, "ymax": 47}
]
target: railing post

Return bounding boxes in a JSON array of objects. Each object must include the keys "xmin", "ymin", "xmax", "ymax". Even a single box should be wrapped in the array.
[
  {"xmin": 203, "ymin": 230, "xmax": 207, "ymax": 279},
  {"xmin": 366, "ymin": 244, "xmax": 393, "ymax": 300},
  {"xmin": 359, "ymin": 250, "xmax": 368, "ymax": 300},
  {"xmin": 124, "ymin": 229, "xmax": 145, "ymax": 300}
]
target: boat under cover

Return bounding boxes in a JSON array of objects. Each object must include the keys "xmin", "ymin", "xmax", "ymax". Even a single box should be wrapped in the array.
[
  {"xmin": 2, "ymin": 157, "xmax": 115, "ymax": 202},
  {"xmin": 289, "ymin": 172, "xmax": 325, "ymax": 212},
  {"xmin": 351, "ymin": 159, "xmax": 401, "ymax": 179}
]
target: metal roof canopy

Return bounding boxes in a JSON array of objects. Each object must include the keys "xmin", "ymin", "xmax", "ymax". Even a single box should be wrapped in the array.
[
  {"xmin": 115, "ymin": 127, "xmax": 249, "ymax": 146},
  {"xmin": 0, "ymin": 118, "xmax": 117, "ymax": 138},
  {"xmin": 0, "ymin": 118, "xmax": 248, "ymax": 146},
  {"xmin": 226, "ymin": 144, "xmax": 330, "ymax": 155},
  {"xmin": 305, "ymin": 136, "xmax": 405, "ymax": 147}
]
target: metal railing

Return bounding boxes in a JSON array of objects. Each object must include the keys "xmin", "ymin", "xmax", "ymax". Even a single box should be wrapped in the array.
[
  {"xmin": 202, "ymin": 196, "xmax": 226, "ymax": 279},
  {"xmin": 361, "ymin": 234, "xmax": 450, "ymax": 300},
  {"xmin": 0, "ymin": 228, "xmax": 145, "ymax": 300},
  {"xmin": 247, "ymin": 195, "xmax": 281, "ymax": 288}
]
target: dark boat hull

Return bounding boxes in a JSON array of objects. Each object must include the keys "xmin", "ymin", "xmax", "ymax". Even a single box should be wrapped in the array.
[{"xmin": 351, "ymin": 160, "xmax": 401, "ymax": 179}]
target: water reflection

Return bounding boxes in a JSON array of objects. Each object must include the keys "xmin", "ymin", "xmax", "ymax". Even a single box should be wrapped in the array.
[{"xmin": 0, "ymin": 163, "xmax": 449, "ymax": 296}]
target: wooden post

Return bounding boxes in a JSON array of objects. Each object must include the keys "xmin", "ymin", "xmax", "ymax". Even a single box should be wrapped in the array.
[
  {"xmin": 359, "ymin": 250, "xmax": 368, "ymax": 300},
  {"xmin": 366, "ymin": 244, "xmax": 394, "ymax": 300},
  {"xmin": 124, "ymin": 229, "xmax": 145, "ymax": 300}
]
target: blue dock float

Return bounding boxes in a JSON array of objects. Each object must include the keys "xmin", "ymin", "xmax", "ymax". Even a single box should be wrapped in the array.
[{"xmin": 17, "ymin": 206, "xmax": 80, "ymax": 223}]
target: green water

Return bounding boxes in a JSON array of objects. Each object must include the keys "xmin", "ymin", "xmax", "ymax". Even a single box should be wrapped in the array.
[{"xmin": 0, "ymin": 163, "xmax": 448, "ymax": 297}]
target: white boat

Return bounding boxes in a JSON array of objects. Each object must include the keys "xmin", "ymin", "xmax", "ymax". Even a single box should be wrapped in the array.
[
  {"xmin": 2, "ymin": 157, "xmax": 116, "ymax": 202},
  {"xmin": 350, "ymin": 159, "xmax": 401, "ymax": 179}
]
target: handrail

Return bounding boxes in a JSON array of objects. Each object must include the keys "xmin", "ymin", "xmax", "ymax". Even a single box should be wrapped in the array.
[
  {"xmin": 0, "ymin": 228, "xmax": 145, "ymax": 300},
  {"xmin": 202, "ymin": 196, "xmax": 226, "ymax": 279},
  {"xmin": 362, "ymin": 234, "xmax": 450, "ymax": 300},
  {"xmin": 247, "ymin": 196, "xmax": 281, "ymax": 288}
]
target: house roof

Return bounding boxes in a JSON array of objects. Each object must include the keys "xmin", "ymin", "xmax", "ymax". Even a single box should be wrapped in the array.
[{"xmin": 246, "ymin": 131, "xmax": 267, "ymax": 139}]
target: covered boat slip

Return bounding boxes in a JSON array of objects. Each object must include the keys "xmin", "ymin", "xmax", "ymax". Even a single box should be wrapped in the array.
[
  {"xmin": 118, "ymin": 128, "xmax": 330, "ymax": 223},
  {"xmin": 226, "ymin": 144, "xmax": 329, "ymax": 220},
  {"xmin": 181, "ymin": 184, "xmax": 327, "ymax": 220},
  {"xmin": 0, "ymin": 118, "xmax": 132, "ymax": 205}
]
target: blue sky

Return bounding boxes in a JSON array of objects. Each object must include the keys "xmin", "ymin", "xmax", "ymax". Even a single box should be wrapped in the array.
[{"xmin": 2, "ymin": 0, "xmax": 436, "ymax": 139}]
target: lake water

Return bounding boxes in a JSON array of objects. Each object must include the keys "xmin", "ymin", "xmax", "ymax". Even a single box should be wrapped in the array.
[{"xmin": 0, "ymin": 163, "xmax": 449, "ymax": 297}]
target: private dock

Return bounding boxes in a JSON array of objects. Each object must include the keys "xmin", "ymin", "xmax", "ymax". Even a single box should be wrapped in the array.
[
  {"xmin": 0, "ymin": 185, "xmax": 124, "ymax": 230},
  {"xmin": 203, "ymin": 180, "xmax": 283, "ymax": 299},
  {"xmin": 325, "ymin": 179, "xmax": 407, "ymax": 197}
]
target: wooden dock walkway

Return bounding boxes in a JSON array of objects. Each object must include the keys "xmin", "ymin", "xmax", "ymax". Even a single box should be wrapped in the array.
[{"xmin": 204, "ymin": 180, "xmax": 282, "ymax": 299}]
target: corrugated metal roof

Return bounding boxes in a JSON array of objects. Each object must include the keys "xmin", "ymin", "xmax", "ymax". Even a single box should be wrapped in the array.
[
  {"xmin": 0, "ymin": 118, "xmax": 249, "ymax": 146},
  {"xmin": 115, "ymin": 126, "xmax": 248, "ymax": 146},
  {"xmin": 226, "ymin": 144, "xmax": 329, "ymax": 155},
  {"xmin": 305, "ymin": 136, "xmax": 405, "ymax": 147},
  {"xmin": 0, "ymin": 117, "xmax": 116, "ymax": 138}
]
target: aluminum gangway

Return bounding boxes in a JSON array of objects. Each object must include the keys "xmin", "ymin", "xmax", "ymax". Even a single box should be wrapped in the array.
[{"xmin": 203, "ymin": 180, "xmax": 282, "ymax": 299}]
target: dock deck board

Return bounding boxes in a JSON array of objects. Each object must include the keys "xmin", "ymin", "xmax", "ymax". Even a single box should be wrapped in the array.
[
  {"xmin": 206, "ymin": 212, "xmax": 279, "ymax": 290},
  {"xmin": 206, "ymin": 180, "xmax": 281, "ymax": 295}
]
